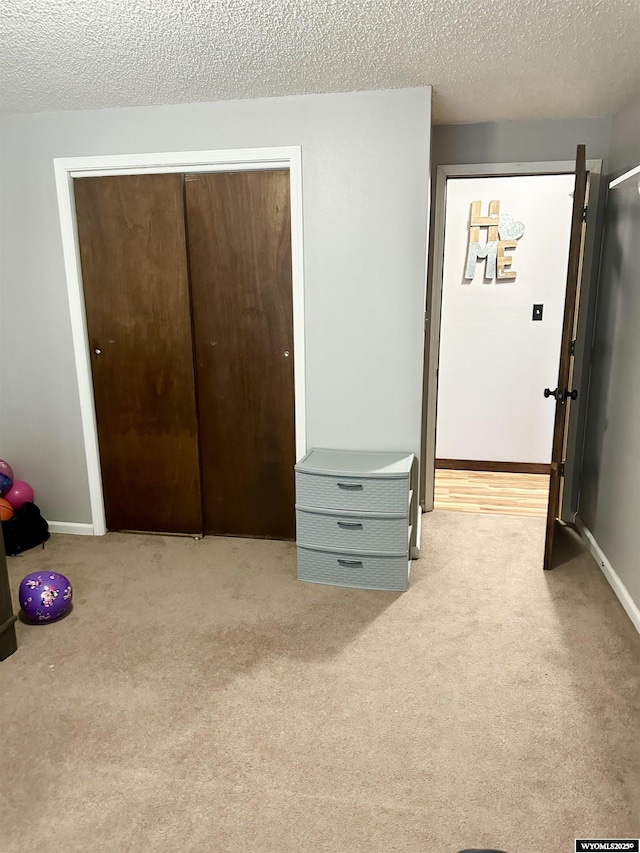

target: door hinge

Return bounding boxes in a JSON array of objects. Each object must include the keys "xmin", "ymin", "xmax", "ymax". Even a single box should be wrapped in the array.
[
  {"xmin": 582, "ymin": 205, "xmax": 588, "ymax": 222},
  {"xmin": 559, "ymin": 462, "xmax": 566, "ymax": 477},
  {"xmin": 570, "ymin": 339, "xmax": 576, "ymax": 355},
  {"xmin": 425, "ymin": 312, "xmax": 429, "ymax": 330}
]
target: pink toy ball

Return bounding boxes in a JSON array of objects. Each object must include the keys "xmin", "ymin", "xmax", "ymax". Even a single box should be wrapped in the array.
[
  {"xmin": 19, "ymin": 572, "xmax": 73, "ymax": 623},
  {"xmin": 4, "ymin": 480, "xmax": 34, "ymax": 510},
  {"xmin": 0, "ymin": 459, "xmax": 13, "ymax": 496}
]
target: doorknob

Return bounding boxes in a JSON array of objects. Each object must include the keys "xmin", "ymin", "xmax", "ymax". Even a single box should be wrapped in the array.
[{"xmin": 544, "ymin": 387, "xmax": 578, "ymax": 401}]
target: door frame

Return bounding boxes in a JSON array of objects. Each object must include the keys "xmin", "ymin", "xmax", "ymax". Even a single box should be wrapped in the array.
[
  {"xmin": 54, "ymin": 147, "xmax": 306, "ymax": 536},
  {"xmin": 420, "ymin": 158, "xmax": 603, "ymax": 519}
]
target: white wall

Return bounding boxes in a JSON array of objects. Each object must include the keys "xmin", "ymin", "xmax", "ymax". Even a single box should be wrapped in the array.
[
  {"xmin": 436, "ymin": 174, "xmax": 574, "ymax": 463},
  {"xmin": 0, "ymin": 88, "xmax": 431, "ymax": 525}
]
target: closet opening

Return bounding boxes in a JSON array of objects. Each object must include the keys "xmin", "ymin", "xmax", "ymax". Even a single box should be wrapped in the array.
[{"xmin": 54, "ymin": 148, "xmax": 306, "ymax": 538}]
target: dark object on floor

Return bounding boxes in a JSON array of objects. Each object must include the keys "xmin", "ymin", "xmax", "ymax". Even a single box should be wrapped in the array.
[
  {"xmin": 0, "ymin": 524, "xmax": 18, "ymax": 660},
  {"xmin": 457, "ymin": 849, "xmax": 508, "ymax": 852},
  {"xmin": 1, "ymin": 502, "xmax": 50, "ymax": 556}
]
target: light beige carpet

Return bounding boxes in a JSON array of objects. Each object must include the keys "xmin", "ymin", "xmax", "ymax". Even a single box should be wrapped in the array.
[{"xmin": 1, "ymin": 512, "xmax": 638, "ymax": 853}]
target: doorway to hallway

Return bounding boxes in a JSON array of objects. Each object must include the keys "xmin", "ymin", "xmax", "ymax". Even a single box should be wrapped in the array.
[
  {"xmin": 421, "ymin": 148, "xmax": 604, "ymax": 537},
  {"xmin": 432, "ymin": 172, "xmax": 576, "ymax": 517}
]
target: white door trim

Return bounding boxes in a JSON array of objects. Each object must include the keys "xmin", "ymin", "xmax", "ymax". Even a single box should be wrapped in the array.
[
  {"xmin": 54, "ymin": 146, "xmax": 306, "ymax": 537},
  {"xmin": 421, "ymin": 158, "xmax": 603, "ymax": 516},
  {"xmin": 609, "ymin": 163, "xmax": 640, "ymax": 190}
]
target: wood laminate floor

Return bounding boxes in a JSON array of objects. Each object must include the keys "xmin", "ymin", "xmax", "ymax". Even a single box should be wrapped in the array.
[{"xmin": 434, "ymin": 469, "xmax": 550, "ymax": 517}]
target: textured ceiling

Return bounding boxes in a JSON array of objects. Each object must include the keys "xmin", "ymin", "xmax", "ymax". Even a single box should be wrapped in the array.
[{"xmin": 1, "ymin": 0, "xmax": 639, "ymax": 123}]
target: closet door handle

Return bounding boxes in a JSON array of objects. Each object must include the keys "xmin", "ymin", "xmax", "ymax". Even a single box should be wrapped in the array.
[
  {"xmin": 337, "ymin": 521, "xmax": 363, "ymax": 529},
  {"xmin": 337, "ymin": 559, "xmax": 363, "ymax": 568},
  {"xmin": 337, "ymin": 482, "xmax": 363, "ymax": 490}
]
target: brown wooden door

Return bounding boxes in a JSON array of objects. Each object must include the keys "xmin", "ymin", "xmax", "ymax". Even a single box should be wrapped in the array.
[
  {"xmin": 543, "ymin": 145, "xmax": 588, "ymax": 570},
  {"xmin": 74, "ymin": 174, "xmax": 203, "ymax": 535},
  {"xmin": 184, "ymin": 170, "xmax": 296, "ymax": 539}
]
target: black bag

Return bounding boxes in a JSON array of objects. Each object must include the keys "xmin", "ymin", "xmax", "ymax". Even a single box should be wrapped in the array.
[{"xmin": 1, "ymin": 502, "xmax": 50, "ymax": 556}]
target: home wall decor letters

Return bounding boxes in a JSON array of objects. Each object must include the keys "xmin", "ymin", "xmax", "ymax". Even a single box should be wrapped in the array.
[{"xmin": 464, "ymin": 200, "xmax": 525, "ymax": 281}]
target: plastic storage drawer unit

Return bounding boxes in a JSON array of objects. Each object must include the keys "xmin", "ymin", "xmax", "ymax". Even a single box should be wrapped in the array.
[{"xmin": 295, "ymin": 449, "xmax": 416, "ymax": 591}]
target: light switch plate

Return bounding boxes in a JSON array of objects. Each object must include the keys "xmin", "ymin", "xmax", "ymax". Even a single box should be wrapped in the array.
[{"xmin": 532, "ymin": 303, "xmax": 543, "ymax": 321}]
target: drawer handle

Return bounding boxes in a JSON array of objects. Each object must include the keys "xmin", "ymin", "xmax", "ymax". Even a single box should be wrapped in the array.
[
  {"xmin": 337, "ymin": 521, "xmax": 363, "ymax": 529},
  {"xmin": 337, "ymin": 558, "xmax": 363, "ymax": 568},
  {"xmin": 337, "ymin": 482, "xmax": 363, "ymax": 490}
]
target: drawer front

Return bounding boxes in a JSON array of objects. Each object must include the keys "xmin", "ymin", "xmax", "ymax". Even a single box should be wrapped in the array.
[
  {"xmin": 296, "ymin": 471, "xmax": 409, "ymax": 513},
  {"xmin": 297, "ymin": 546, "xmax": 409, "ymax": 592},
  {"xmin": 296, "ymin": 509, "xmax": 408, "ymax": 554}
]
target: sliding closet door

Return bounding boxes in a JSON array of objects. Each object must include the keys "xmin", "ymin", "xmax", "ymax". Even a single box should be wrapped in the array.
[
  {"xmin": 185, "ymin": 170, "xmax": 295, "ymax": 539},
  {"xmin": 74, "ymin": 174, "xmax": 203, "ymax": 534}
]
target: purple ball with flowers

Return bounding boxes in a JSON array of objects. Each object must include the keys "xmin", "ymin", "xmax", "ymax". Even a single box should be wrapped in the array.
[{"xmin": 19, "ymin": 571, "xmax": 73, "ymax": 622}]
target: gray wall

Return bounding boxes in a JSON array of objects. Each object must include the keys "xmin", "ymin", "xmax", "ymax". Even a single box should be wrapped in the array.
[
  {"xmin": 0, "ymin": 88, "xmax": 431, "ymax": 524},
  {"xmin": 579, "ymin": 94, "xmax": 640, "ymax": 610},
  {"xmin": 431, "ymin": 116, "xmax": 612, "ymax": 170}
]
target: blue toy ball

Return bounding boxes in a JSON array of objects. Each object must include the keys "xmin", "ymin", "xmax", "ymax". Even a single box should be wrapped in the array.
[{"xmin": 19, "ymin": 572, "xmax": 73, "ymax": 622}]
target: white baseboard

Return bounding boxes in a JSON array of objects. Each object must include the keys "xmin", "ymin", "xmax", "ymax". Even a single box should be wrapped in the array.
[
  {"xmin": 47, "ymin": 521, "xmax": 95, "ymax": 536},
  {"xmin": 575, "ymin": 516, "xmax": 640, "ymax": 635}
]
